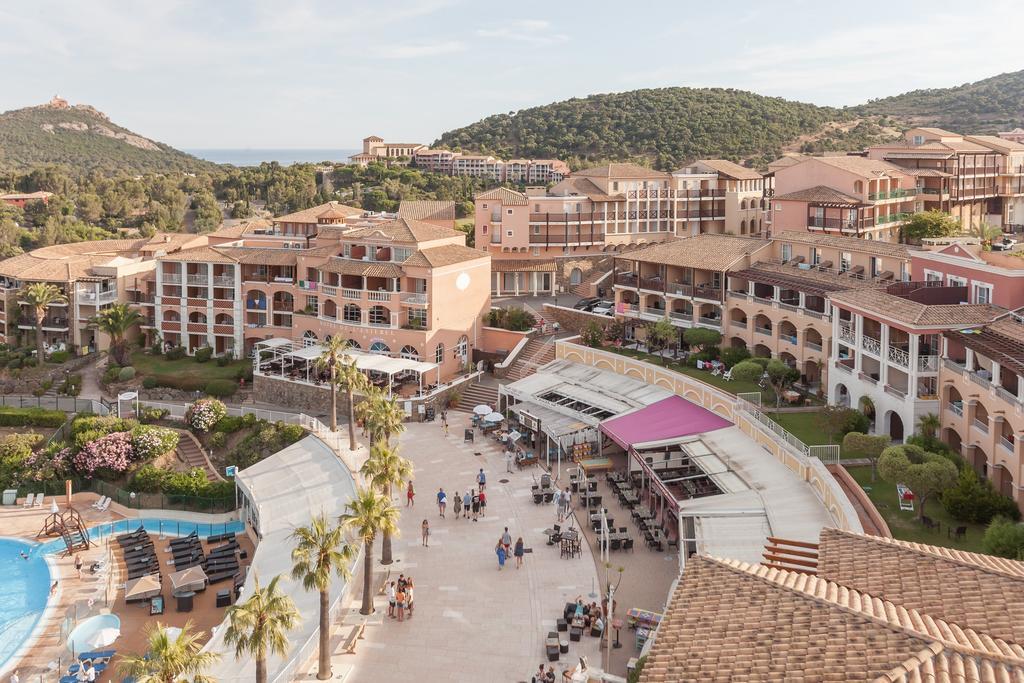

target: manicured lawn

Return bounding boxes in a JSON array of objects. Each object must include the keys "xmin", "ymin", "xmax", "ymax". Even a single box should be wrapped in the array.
[
  {"xmin": 846, "ymin": 465, "xmax": 987, "ymax": 553},
  {"xmin": 130, "ymin": 351, "xmax": 249, "ymax": 381},
  {"xmin": 768, "ymin": 411, "xmax": 839, "ymax": 447}
]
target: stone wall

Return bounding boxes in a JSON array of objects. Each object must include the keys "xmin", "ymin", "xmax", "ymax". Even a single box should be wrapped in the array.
[
  {"xmin": 553, "ymin": 254, "xmax": 611, "ymax": 293},
  {"xmin": 254, "ymin": 375, "xmax": 353, "ymax": 418},
  {"xmin": 542, "ymin": 303, "xmax": 617, "ymax": 335}
]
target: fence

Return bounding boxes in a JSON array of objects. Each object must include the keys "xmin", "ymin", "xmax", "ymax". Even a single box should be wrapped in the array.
[
  {"xmin": 14, "ymin": 476, "xmax": 236, "ymax": 514},
  {"xmin": 0, "ymin": 395, "xmax": 110, "ymax": 414},
  {"xmin": 136, "ymin": 399, "xmax": 304, "ymax": 425}
]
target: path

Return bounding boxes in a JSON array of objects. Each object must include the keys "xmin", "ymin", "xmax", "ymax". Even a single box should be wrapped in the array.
[{"xmin": 332, "ymin": 417, "xmax": 603, "ymax": 683}]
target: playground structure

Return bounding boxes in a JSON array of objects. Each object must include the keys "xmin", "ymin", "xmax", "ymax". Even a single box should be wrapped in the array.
[{"xmin": 38, "ymin": 506, "xmax": 93, "ymax": 556}]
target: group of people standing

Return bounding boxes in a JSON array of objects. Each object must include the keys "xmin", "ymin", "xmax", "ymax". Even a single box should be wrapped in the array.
[
  {"xmin": 495, "ymin": 525, "xmax": 525, "ymax": 570},
  {"xmin": 385, "ymin": 574, "xmax": 415, "ymax": 622}
]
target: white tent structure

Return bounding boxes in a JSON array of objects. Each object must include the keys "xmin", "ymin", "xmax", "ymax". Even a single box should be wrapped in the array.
[{"xmin": 201, "ymin": 436, "xmax": 358, "ymax": 682}]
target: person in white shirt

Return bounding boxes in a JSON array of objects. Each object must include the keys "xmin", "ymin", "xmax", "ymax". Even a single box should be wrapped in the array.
[{"xmin": 386, "ymin": 581, "xmax": 396, "ymax": 618}]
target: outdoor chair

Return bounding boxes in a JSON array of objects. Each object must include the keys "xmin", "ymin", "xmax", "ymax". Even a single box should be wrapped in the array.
[
  {"xmin": 950, "ymin": 525, "xmax": 967, "ymax": 541},
  {"xmin": 623, "ymin": 538, "xmax": 634, "ymax": 552},
  {"xmin": 610, "ymin": 539, "xmax": 622, "ymax": 551}
]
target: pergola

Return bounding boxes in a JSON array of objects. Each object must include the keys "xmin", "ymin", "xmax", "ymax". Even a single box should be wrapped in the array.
[{"xmin": 253, "ymin": 338, "xmax": 440, "ymax": 396}]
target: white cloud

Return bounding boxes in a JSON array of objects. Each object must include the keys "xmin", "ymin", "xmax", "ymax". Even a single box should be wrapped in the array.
[
  {"xmin": 476, "ymin": 19, "xmax": 568, "ymax": 45},
  {"xmin": 373, "ymin": 41, "xmax": 467, "ymax": 59}
]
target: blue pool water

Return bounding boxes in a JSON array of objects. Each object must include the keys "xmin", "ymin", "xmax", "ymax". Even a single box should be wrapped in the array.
[
  {"xmin": 38, "ymin": 517, "xmax": 246, "ymax": 554},
  {"xmin": 0, "ymin": 538, "xmax": 52, "ymax": 674}
]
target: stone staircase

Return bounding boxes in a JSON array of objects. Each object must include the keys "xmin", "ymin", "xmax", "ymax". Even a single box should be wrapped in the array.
[
  {"xmin": 570, "ymin": 257, "xmax": 613, "ymax": 298},
  {"xmin": 506, "ymin": 336, "xmax": 556, "ymax": 383},
  {"xmin": 453, "ymin": 382, "xmax": 500, "ymax": 413},
  {"xmin": 174, "ymin": 430, "xmax": 221, "ymax": 481}
]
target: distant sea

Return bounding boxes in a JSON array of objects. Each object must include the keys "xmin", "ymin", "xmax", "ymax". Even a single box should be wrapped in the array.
[{"xmin": 183, "ymin": 149, "xmax": 360, "ymax": 167}]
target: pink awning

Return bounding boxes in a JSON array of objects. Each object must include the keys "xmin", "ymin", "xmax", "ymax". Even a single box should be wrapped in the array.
[{"xmin": 600, "ymin": 395, "xmax": 732, "ymax": 450}]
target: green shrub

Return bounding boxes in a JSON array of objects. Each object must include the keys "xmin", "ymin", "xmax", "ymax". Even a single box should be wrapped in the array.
[
  {"xmin": 719, "ymin": 346, "xmax": 750, "ymax": 368},
  {"xmin": 208, "ymin": 432, "xmax": 227, "ymax": 449},
  {"xmin": 139, "ymin": 406, "xmax": 169, "ymax": 423},
  {"xmin": 214, "ymin": 415, "xmax": 245, "ymax": 433},
  {"xmin": 149, "ymin": 375, "xmax": 206, "ymax": 392},
  {"xmin": 982, "ymin": 516, "xmax": 1024, "ymax": 559},
  {"xmin": 0, "ymin": 406, "xmax": 66, "ymax": 428},
  {"xmin": 142, "ymin": 377, "xmax": 158, "ymax": 389},
  {"xmin": 102, "ymin": 365, "xmax": 121, "ymax": 383},
  {"xmin": 203, "ymin": 379, "xmax": 236, "ymax": 398},
  {"xmin": 942, "ymin": 468, "xmax": 1021, "ymax": 523},
  {"xmin": 216, "ymin": 354, "xmax": 231, "ymax": 367},
  {"xmin": 164, "ymin": 346, "xmax": 186, "ymax": 361},
  {"xmin": 71, "ymin": 414, "xmax": 137, "ymax": 436},
  {"xmin": 118, "ymin": 366, "xmax": 136, "ymax": 381},
  {"xmin": 194, "ymin": 347, "xmax": 213, "ymax": 363},
  {"xmin": 130, "ymin": 464, "xmax": 171, "ymax": 493},
  {"xmin": 22, "ymin": 357, "xmax": 36, "ymax": 368},
  {"xmin": 235, "ymin": 366, "xmax": 254, "ymax": 382},
  {"xmin": 47, "ymin": 350, "xmax": 70, "ymax": 364},
  {"xmin": 7, "ymin": 358, "xmax": 21, "ymax": 370}
]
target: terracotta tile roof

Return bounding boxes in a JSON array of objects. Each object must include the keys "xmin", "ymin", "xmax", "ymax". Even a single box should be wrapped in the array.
[
  {"xmin": 397, "ymin": 200, "xmax": 456, "ymax": 222},
  {"xmin": 318, "ymin": 258, "xmax": 403, "ymax": 278},
  {"xmin": 573, "ymin": 162, "xmax": 669, "ymax": 180},
  {"xmin": 773, "ymin": 231, "xmax": 912, "ymax": 259},
  {"xmin": 548, "ymin": 177, "xmax": 622, "ymax": 201},
  {"xmin": 642, "ymin": 553, "xmax": 1024, "ymax": 683},
  {"xmin": 827, "ymin": 288, "xmax": 1005, "ymax": 327},
  {"xmin": 617, "ymin": 234, "xmax": 770, "ymax": 271},
  {"xmin": 773, "ymin": 185, "xmax": 864, "ymax": 205},
  {"xmin": 490, "ymin": 259, "xmax": 556, "ymax": 272},
  {"xmin": 694, "ymin": 159, "xmax": 763, "ymax": 181},
  {"xmin": 215, "ymin": 247, "xmax": 299, "ymax": 266},
  {"xmin": 809, "ymin": 155, "xmax": 907, "ymax": 177},
  {"xmin": 0, "ymin": 238, "xmax": 151, "ymax": 282},
  {"xmin": 733, "ymin": 261, "xmax": 887, "ymax": 296},
  {"xmin": 966, "ymin": 135, "xmax": 1024, "ymax": 154},
  {"xmin": 474, "ymin": 187, "xmax": 529, "ymax": 206},
  {"xmin": 138, "ymin": 232, "xmax": 209, "ymax": 252},
  {"xmin": 817, "ymin": 528, "xmax": 1024, "ymax": 647},
  {"xmin": 273, "ymin": 201, "xmax": 364, "ymax": 224},
  {"xmin": 160, "ymin": 246, "xmax": 239, "ymax": 264},
  {"xmin": 767, "ymin": 154, "xmax": 808, "ymax": 173},
  {"xmin": 915, "ymin": 127, "xmax": 960, "ymax": 137},
  {"xmin": 898, "ymin": 168, "xmax": 952, "ymax": 178},
  {"xmin": 342, "ymin": 217, "xmax": 462, "ymax": 243},
  {"xmin": 945, "ymin": 319, "xmax": 1024, "ymax": 380},
  {"xmin": 403, "ymin": 244, "xmax": 487, "ymax": 268}
]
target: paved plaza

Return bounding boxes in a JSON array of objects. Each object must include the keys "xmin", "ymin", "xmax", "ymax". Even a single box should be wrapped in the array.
[{"xmin": 330, "ymin": 416, "xmax": 604, "ymax": 683}]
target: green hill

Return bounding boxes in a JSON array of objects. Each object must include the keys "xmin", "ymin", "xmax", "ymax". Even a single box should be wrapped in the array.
[
  {"xmin": 0, "ymin": 98, "xmax": 219, "ymax": 174},
  {"xmin": 855, "ymin": 70, "xmax": 1024, "ymax": 134}
]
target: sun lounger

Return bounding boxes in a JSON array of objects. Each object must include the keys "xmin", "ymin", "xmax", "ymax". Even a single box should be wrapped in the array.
[
  {"xmin": 22, "ymin": 493, "xmax": 36, "ymax": 508},
  {"xmin": 166, "ymin": 538, "xmax": 200, "ymax": 552},
  {"xmin": 208, "ymin": 545, "xmax": 238, "ymax": 558},
  {"xmin": 34, "ymin": 494, "xmax": 45, "ymax": 507},
  {"xmin": 98, "ymin": 497, "xmax": 112, "ymax": 511},
  {"xmin": 208, "ymin": 567, "xmax": 239, "ymax": 584},
  {"xmin": 91, "ymin": 496, "xmax": 109, "ymax": 510},
  {"xmin": 169, "ymin": 532, "xmax": 199, "ymax": 548},
  {"xmin": 206, "ymin": 532, "xmax": 236, "ymax": 544},
  {"xmin": 116, "ymin": 528, "xmax": 147, "ymax": 546}
]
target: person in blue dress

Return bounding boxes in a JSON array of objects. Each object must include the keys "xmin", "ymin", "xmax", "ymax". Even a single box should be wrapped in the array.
[{"xmin": 495, "ymin": 538, "xmax": 506, "ymax": 570}]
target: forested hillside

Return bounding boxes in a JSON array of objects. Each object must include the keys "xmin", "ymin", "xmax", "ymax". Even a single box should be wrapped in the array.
[{"xmin": 0, "ymin": 100, "xmax": 218, "ymax": 174}]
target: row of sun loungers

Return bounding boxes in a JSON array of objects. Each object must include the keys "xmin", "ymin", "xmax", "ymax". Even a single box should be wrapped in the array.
[{"xmin": 21, "ymin": 492, "xmax": 46, "ymax": 508}]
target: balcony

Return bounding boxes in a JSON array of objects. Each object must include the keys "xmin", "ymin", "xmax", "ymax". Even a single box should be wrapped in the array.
[
  {"xmin": 213, "ymin": 275, "xmax": 235, "ymax": 287},
  {"xmin": 161, "ymin": 273, "xmax": 182, "ymax": 284},
  {"xmin": 401, "ymin": 293, "xmax": 429, "ymax": 306},
  {"xmin": 321, "ymin": 285, "xmax": 338, "ymax": 297},
  {"xmin": 614, "ymin": 274, "xmax": 638, "ymax": 287},
  {"xmin": 668, "ymin": 311, "xmax": 693, "ymax": 325},
  {"xmin": 693, "ymin": 285, "xmax": 722, "ymax": 301},
  {"xmin": 868, "ymin": 189, "xmax": 916, "ymax": 200},
  {"xmin": 77, "ymin": 289, "xmax": 118, "ymax": 305},
  {"xmin": 186, "ymin": 274, "xmax": 208, "ymax": 285},
  {"xmin": 779, "ymin": 333, "xmax": 798, "ymax": 346},
  {"xmin": 298, "ymin": 280, "xmax": 318, "ymax": 291},
  {"xmin": 838, "ymin": 324, "xmax": 855, "ymax": 345},
  {"xmin": 246, "ymin": 300, "xmax": 267, "ymax": 311},
  {"xmin": 947, "ymin": 402, "xmax": 963, "ymax": 417},
  {"xmin": 727, "ymin": 291, "xmax": 750, "ymax": 302},
  {"xmin": 973, "ymin": 418, "xmax": 989, "ymax": 435},
  {"xmin": 731, "ymin": 320, "xmax": 747, "ymax": 330},
  {"xmin": 834, "ymin": 361, "xmax": 853, "ymax": 374},
  {"xmin": 884, "ymin": 384, "xmax": 907, "ymax": 399},
  {"xmin": 862, "ymin": 335, "xmax": 881, "ymax": 356},
  {"xmin": 887, "ymin": 345, "xmax": 909, "ymax": 368},
  {"xmin": 697, "ymin": 317, "xmax": 721, "ymax": 329},
  {"xmin": 805, "ymin": 341, "xmax": 822, "ymax": 352},
  {"xmin": 995, "ymin": 385, "xmax": 1021, "ymax": 406},
  {"xmin": 969, "ymin": 372, "xmax": 991, "ymax": 390},
  {"xmin": 754, "ymin": 326, "xmax": 772, "ymax": 337},
  {"xmin": 1001, "ymin": 436, "xmax": 1016, "ymax": 453},
  {"xmin": 943, "ymin": 358, "xmax": 967, "ymax": 374},
  {"xmin": 341, "ymin": 288, "xmax": 361, "ymax": 300},
  {"xmin": 667, "ymin": 283, "xmax": 694, "ymax": 297},
  {"xmin": 367, "ymin": 291, "xmax": 394, "ymax": 303},
  {"xmin": 858, "ymin": 372, "xmax": 878, "ymax": 385},
  {"xmin": 19, "ymin": 318, "xmax": 69, "ymax": 332},
  {"xmin": 917, "ymin": 355, "xmax": 938, "ymax": 373}
]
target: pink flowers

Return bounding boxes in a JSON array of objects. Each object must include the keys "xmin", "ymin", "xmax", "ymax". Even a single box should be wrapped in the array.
[
  {"xmin": 73, "ymin": 431, "xmax": 134, "ymax": 476},
  {"xmin": 185, "ymin": 398, "xmax": 227, "ymax": 432}
]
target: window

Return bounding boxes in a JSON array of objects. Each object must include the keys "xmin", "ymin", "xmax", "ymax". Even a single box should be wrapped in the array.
[
  {"xmin": 913, "ymin": 135, "xmax": 924, "ymax": 146},
  {"xmin": 507, "ymin": 209, "xmax": 513, "ymax": 215},
  {"xmin": 435, "ymin": 343, "xmax": 444, "ymax": 364},
  {"xmin": 840, "ymin": 252, "xmax": 851, "ymax": 273},
  {"xmin": 972, "ymin": 282, "xmax": 993, "ymax": 304},
  {"xmin": 482, "ymin": 225, "xmax": 488, "ymax": 234},
  {"xmin": 482, "ymin": 204, "xmax": 488, "ymax": 209},
  {"xmin": 533, "ymin": 226, "xmax": 541, "ymax": 234},
  {"xmin": 392, "ymin": 247, "xmax": 412, "ymax": 262},
  {"xmin": 532, "ymin": 248, "xmax": 540, "ymax": 256},
  {"xmin": 870, "ymin": 257, "xmax": 882, "ymax": 277},
  {"xmin": 924, "ymin": 269, "xmax": 942, "ymax": 283},
  {"xmin": 534, "ymin": 204, "xmax": 540, "ymax": 212},
  {"xmin": 456, "ymin": 335, "xmax": 468, "ymax": 363},
  {"xmin": 774, "ymin": 203, "xmax": 782, "ymax": 211},
  {"xmin": 368, "ymin": 305, "xmax": 389, "ymax": 326},
  {"xmin": 407, "ymin": 308, "xmax": 427, "ymax": 328},
  {"xmin": 369, "ymin": 341, "xmax": 390, "ymax": 355},
  {"xmin": 305, "ymin": 295, "xmax": 318, "ymax": 311},
  {"xmin": 810, "ymin": 247, "xmax": 820, "ymax": 266},
  {"xmin": 506, "ymin": 230, "xmax": 513, "ymax": 237},
  {"xmin": 612, "ymin": 182, "xmax": 619, "ymax": 192},
  {"xmin": 947, "ymin": 275, "xmax": 967, "ymax": 287},
  {"xmin": 781, "ymin": 244, "xmax": 792, "ymax": 261},
  {"xmin": 343, "ymin": 304, "xmax": 361, "ymax": 323}
]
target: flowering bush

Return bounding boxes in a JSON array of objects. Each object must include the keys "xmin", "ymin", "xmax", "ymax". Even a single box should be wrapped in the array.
[
  {"xmin": 185, "ymin": 398, "xmax": 227, "ymax": 433},
  {"xmin": 21, "ymin": 444, "xmax": 73, "ymax": 483},
  {"xmin": 73, "ymin": 431, "xmax": 134, "ymax": 476},
  {"xmin": 130, "ymin": 426, "xmax": 180, "ymax": 461}
]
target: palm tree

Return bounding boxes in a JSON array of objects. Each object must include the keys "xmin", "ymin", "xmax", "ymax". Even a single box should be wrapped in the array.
[
  {"xmin": 315, "ymin": 336, "xmax": 352, "ymax": 433},
  {"xmin": 360, "ymin": 439, "xmax": 413, "ymax": 565},
  {"xmin": 91, "ymin": 302, "xmax": 144, "ymax": 366},
  {"xmin": 356, "ymin": 387, "xmax": 406, "ymax": 445},
  {"xmin": 340, "ymin": 487, "xmax": 400, "ymax": 616},
  {"xmin": 224, "ymin": 574, "xmax": 300, "ymax": 683},
  {"xmin": 21, "ymin": 282, "xmax": 66, "ymax": 363},
  {"xmin": 336, "ymin": 354, "xmax": 368, "ymax": 451},
  {"xmin": 917, "ymin": 412, "xmax": 941, "ymax": 441},
  {"xmin": 290, "ymin": 514, "xmax": 356, "ymax": 681},
  {"xmin": 117, "ymin": 620, "xmax": 220, "ymax": 683}
]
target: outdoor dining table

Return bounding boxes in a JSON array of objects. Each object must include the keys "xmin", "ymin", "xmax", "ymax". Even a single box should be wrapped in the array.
[
  {"xmin": 622, "ymin": 492, "xmax": 639, "ymax": 506},
  {"xmin": 608, "ymin": 472, "xmax": 628, "ymax": 483},
  {"xmin": 627, "ymin": 608, "xmax": 664, "ymax": 630}
]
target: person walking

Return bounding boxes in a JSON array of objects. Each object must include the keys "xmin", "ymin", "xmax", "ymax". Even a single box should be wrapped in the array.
[
  {"xmin": 453, "ymin": 490, "xmax": 462, "ymax": 519},
  {"xmin": 443, "ymin": 417, "xmax": 449, "ymax": 438},
  {"xmin": 501, "ymin": 527, "xmax": 512, "ymax": 556},
  {"xmin": 406, "ymin": 481, "xmax": 415, "ymax": 507},
  {"xmin": 462, "ymin": 490, "xmax": 471, "ymax": 519},
  {"xmin": 562, "ymin": 487, "xmax": 572, "ymax": 520},
  {"xmin": 74, "ymin": 554, "xmax": 83, "ymax": 579},
  {"xmin": 421, "ymin": 519, "xmax": 430, "ymax": 547},
  {"xmin": 478, "ymin": 489, "xmax": 487, "ymax": 517},
  {"xmin": 477, "ymin": 468, "xmax": 487, "ymax": 491},
  {"xmin": 514, "ymin": 537, "xmax": 525, "ymax": 568},
  {"xmin": 386, "ymin": 581, "xmax": 396, "ymax": 618},
  {"xmin": 553, "ymin": 488, "xmax": 563, "ymax": 522},
  {"xmin": 495, "ymin": 538, "xmax": 507, "ymax": 570},
  {"xmin": 437, "ymin": 488, "xmax": 447, "ymax": 518},
  {"xmin": 471, "ymin": 489, "xmax": 480, "ymax": 521},
  {"xmin": 506, "ymin": 449, "xmax": 514, "ymax": 473}
]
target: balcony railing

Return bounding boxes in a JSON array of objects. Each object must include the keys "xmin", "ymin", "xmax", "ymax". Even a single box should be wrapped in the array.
[
  {"xmin": 246, "ymin": 300, "xmax": 267, "ymax": 310},
  {"xmin": 693, "ymin": 285, "xmax": 722, "ymax": 300},
  {"xmin": 732, "ymin": 320, "xmax": 747, "ymax": 329},
  {"xmin": 727, "ymin": 291, "xmax": 750, "ymax": 302},
  {"xmin": 213, "ymin": 275, "xmax": 234, "ymax": 287},
  {"xmin": 884, "ymin": 384, "xmax": 907, "ymax": 399},
  {"xmin": 974, "ymin": 418, "xmax": 989, "ymax": 434},
  {"xmin": 862, "ymin": 335, "xmax": 881, "ymax": 356},
  {"xmin": 943, "ymin": 358, "xmax": 967, "ymax": 373},
  {"xmin": 916, "ymin": 355, "xmax": 938, "ymax": 373},
  {"xmin": 805, "ymin": 340, "xmax": 822, "ymax": 352},
  {"xmin": 614, "ymin": 274, "xmax": 638, "ymax": 287},
  {"xmin": 697, "ymin": 317, "xmax": 721, "ymax": 328},
  {"xmin": 780, "ymin": 333, "xmax": 798, "ymax": 346},
  {"xmin": 858, "ymin": 372, "xmax": 878, "ymax": 385},
  {"xmin": 969, "ymin": 372, "xmax": 991, "ymax": 389},
  {"xmin": 667, "ymin": 283, "xmax": 693, "ymax": 297},
  {"xmin": 321, "ymin": 285, "xmax": 338, "ymax": 297},
  {"xmin": 186, "ymin": 274, "xmax": 208, "ymax": 285},
  {"xmin": 948, "ymin": 402, "xmax": 964, "ymax": 417},
  {"xmin": 161, "ymin": 273, "xmax": 182, "ymax": 284},
  {"xmin": 887, "ymin": 345, "xmax": 909, "ymax": 368},
  {"xmin": 995, "ymin": 385, "xmax": 1021, "ymax": 406},
  {"xmin": 341, "ymin": 288, "xmax": 361, "ymax": 300},
  {"xmin": 1001, "ymin": 436, "xmax": 1015, "ymax": 453},
  {"xmin": 77, "ymin": 289, "xmax": 118, "ymax": 305},
  {"xmin": 401, "ymin": 293, "xmax": 428, "ymax": 305},
  {"xmin": 755, "ymin": 326, "xmax": 772, "ymax": 336},
  {"xmin": 834, "ymin": 361, "xmax": 853, "ymax": 374},
  {"xmin": 838, "ymin": 324, "xmax": 855, "ymax": 345},
  {"xmin": 668, "ymin": 311, "xmax": 693, "ymax": 325}
]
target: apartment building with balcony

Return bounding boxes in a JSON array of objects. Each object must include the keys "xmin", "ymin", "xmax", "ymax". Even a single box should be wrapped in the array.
[
  {"xmin": 475, "ymin": 161, "xmax": 769, "ymax": 296},
  {"xmin": 940, "ymin": 314, "xmax": 1024, "ymax": 511},
  {"xmin": 151, "ymin": 217, "xmax": 490, "ymax": 379},
  {"xmin": 911, "ymin": 238, "xmax": 1024, "ymax": 307},
  {"xmin": 611, "ymin": 234, "xmax": 770, "ymax": 344},
  {"xmin": 412, "ymin": 148, "xmax": 569, "ymax": 183},
  {"xmin": 0, "ymin": 236, "xmax": 206, "ymax": 354},
  {"xmin": 771, "ymin": 155, "xmax": 920, "ymax": 242},
  {"xmin": 865, "ymin": 127, "xmax": 1024, "ymax": 229},
  {"xmin": 827, "ymin": 281, "xmax": 1005, "ymax": 442}
]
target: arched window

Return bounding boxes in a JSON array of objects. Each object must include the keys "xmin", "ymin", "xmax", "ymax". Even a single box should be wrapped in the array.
[
  {"xmin": 400, "ymin": 345, "xmax": 420, "ymax": 360},
  {"xmin": 854, "ymin": 180, "xmax": 863, "ymax": 194},
  {"xmin": 368, "ymin": 305, "xmax": 389, "ymax": 326},
  {"xmin": 188, "ymin": 311, "xmax": 207, "ymax": 324},
  {"xmin": 569, "ymin": 268, "xmax": 583, "ymax": 286},
  {"xmin": 369, "ymin": 341, "xmax": 390, "ymax": 355},
  {"xmin": 435, "ymin": 343, "xmax": 444, "ymax": 364},
  {"xmin": 347, "ymin": 339, "xmax": 361, "ymax": 350},
  {"xmin": 343, "ymin": 304, "xmax": 361, "ymax": 323},
  {"xmin": 164, "ymin": 310, "xmax": 180, "ymax": 322},
  {"xmin": 740, "ymin": 219, "xmax": 747, "ymax": 234},
  {"xmin": 456, "ymin": 335, "xmax": 468, "ymax": 363},
  {"xmin": 302, "ymin": 330, "xmax": 318, "ymax": 345},
  {"xmin": 215, "ymin": 313, "xmax": 233, "ymax": 325}
]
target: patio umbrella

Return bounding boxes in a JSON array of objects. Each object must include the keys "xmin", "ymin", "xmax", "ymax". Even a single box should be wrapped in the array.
[
  {"xmin": 473, "ymin": 404, "xmax": 492, "ymax": 416},
  {"xmin": 50, "ymin": 498, "xmax": 59, "ymax": 514},
  {"xmin": 124, "ymin": 574, "xmax": 161, "ymax": 601},
  {"xmin": 169, "ymin": 566, "xmax": 209, "ymax": 593},
  {"xmin": 484, "ymin": 412, "xmax": 504, "ymax": 423},
  {"xmin": 508, "ymin": 430, "xmax": 522, "ymax": 442},
  {"xmin": 67, "ymin": 614, "xmax": 121, "ymax": 654},
  {"xmin": 85, "ymin": 626, "xmax": 120, "ymax": 650}
]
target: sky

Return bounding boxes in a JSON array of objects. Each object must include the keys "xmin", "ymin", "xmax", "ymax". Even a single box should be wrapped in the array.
[{"xmin": 1, "ymin": 0, "xmax": 1022, "ymax": 150}]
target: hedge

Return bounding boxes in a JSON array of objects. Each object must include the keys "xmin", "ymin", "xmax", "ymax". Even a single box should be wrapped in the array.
[
  {"xmin": 204, "ymin": 379, "xmax": 237, "ymax": 398},
  {"xmin": 0, "ymin": 407, "xmax": 67, "ymax": 428}
]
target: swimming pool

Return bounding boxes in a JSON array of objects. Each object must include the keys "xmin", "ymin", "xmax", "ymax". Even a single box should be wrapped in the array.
[
  {"xmin": 38, "ymin": 517, "xmax": 246, "ymax": 554},
  {"xmin": 0, "ymin": 538, "xmax": 52, "ymax": 675}
]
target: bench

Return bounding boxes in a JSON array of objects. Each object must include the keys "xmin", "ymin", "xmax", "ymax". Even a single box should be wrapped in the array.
[{"xmin": 339, "ymin": 621, "xmax": 366, "ymax": 655}]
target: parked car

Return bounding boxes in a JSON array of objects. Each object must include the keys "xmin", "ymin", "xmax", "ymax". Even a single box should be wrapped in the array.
[
  {"xmin": 591, "ymin": 301, "xmax": 615, "ymax": 316},
  {"xmin": 573, "ymin": 297, "xmax": 601, "ymax": 311},
  {"xmin": 991, "ymin": 236, "xmax": 1018, "ymax": 251}
]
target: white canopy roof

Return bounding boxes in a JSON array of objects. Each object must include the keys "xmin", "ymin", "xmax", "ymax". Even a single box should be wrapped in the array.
[
  {"xmin": 256, "ymin": 337, "xmax": 293, "ymax": 349},
  {"xmin": 280, "ymin": 343, "xmax": 438, "ymax": 375},
  {"xmin": 202, "ymin": 436, "xmax": 357, "ymax": 682}
]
